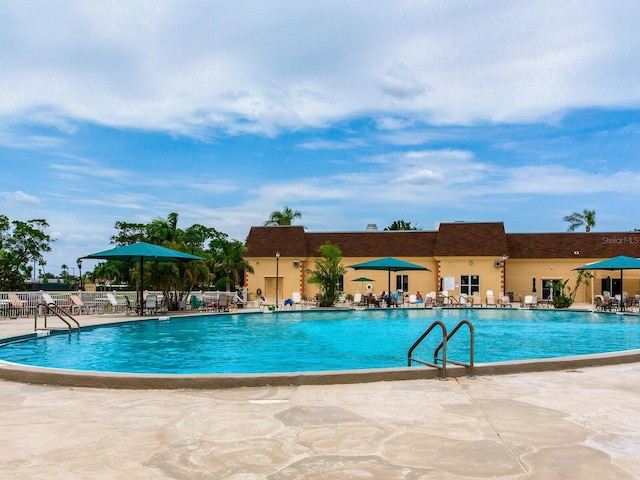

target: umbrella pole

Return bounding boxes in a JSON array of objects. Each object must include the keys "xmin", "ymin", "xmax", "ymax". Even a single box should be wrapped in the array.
[
  {"xmin": 139, "ymin": 258, "xmax": 144, "ymax": 315},
  {"xmin": 387, "ymin": 269, "xmax": 391, "ymax": 308}
]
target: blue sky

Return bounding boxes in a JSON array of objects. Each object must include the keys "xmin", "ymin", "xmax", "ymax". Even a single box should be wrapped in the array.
[{"xmin": 2, "ymin": 1, "xmax": 640, "ymax": 275}]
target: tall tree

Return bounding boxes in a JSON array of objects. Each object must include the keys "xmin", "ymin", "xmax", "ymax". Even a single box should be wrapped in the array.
[
  {"xmin": 0, "ymin": 216, "xmax": 53, "ymax": 288},
  {"xmin": 263, "ymin": 206, "xmax": 302, "ymax": 226},
  {"xmin": 563, "ymin": 209, "xmax": 596, "ymax": 232},
  {"xmin": 104, "ymin": 212, "xmax": 255, "ymax": 309},
  {"xmin": 384, "ymin": 220, "xmax": 420, "ymax": 231},
  {"xmin": 4, "ymin": 218, "xmax": 53, "ymax": 276}
]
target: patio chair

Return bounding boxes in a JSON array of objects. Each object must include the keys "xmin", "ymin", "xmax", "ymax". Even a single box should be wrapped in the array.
[
  {"xmin": 292, "ymin": 291, "xmax": 307, "ymax": 309},
  {"xmin": 364, "ymin": 293, "xmax": 379, "ymax": 307},
  {"xmin": 124, "ymin": 295, "xmax": 136, "ymax": 315},
  {"xmin": 217, "ymin": 293, "xmax": 230, "ymax": 312},
  {"xmin": 70, "ymin": 294, "xmax": 90, "ymax": 315},
  {"xmin": 408, "ymin": 294, "xmax": 418, "ymax": 306},
  {"xmin": 351, "ymin": 292, "xmax": 364, "ymax": 308},
  {"xmin": 486, "ymin": 290, "xmax": 497, "ymax": 307},
  {"xmin": 499, "ymin": 295, "xmax": 512, "ymax": 307},
  {"xmin": 144, "ymin": 295, "xmax": 158, "ymax": 315},
  {"xmin": 8, "ymin": 293, "xmax": 29, "ymax": 317},
  {"xmin": 189, "ymin": 294, "xmax": 204, "ymax": 311},
  {"xmin": 523, "ymin": 295, "xmax": 538, "ymax": 308},
  {"xmin": 106, "ymin": 293, "xmax": 124, "ymax": 313},
  {"xmin": 471, "ymin": 294, "xmax": 483, "ymax": 308},
  {"xmin": 459, "ymin": 294, "xmax": 470, "ymax": 307}
]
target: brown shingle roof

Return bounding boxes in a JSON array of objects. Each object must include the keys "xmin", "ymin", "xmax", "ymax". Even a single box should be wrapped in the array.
[
  {"xmin": 305, "ymin": 231, "xmax": 436, "ymax": 257},
  {"xmin": 245, "ymin": 224, "xmax": 640, "ymax": 260},
  {"xmin": 245, "ymin": 226, "xmax": 308, "ymax": 257},
  {"xmin": 433, "ymin": 222, "xmax": 508, "ymax": 256},
  {"xmin": 246, "ymin": 227, "xmax": 437, "ymax": 258},
  {"xmin": 507, "ymin": 232, "xmax": 640, "ymax": 259}
]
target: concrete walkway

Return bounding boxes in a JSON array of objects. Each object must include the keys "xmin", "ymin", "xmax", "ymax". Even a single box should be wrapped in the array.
[{"xmin": 1, "ymin": 310, "xmax": 640, "ymax": 478}]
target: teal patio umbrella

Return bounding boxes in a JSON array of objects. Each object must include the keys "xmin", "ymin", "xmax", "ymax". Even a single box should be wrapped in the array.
[
  {"xmin": 349, "ymin": 257, "xmax": 430, "ymax": 306},
  {"xmin": 351, "ymin": 276, "xmax": 375, "ymax": 292},
  {"xmin": 82, "ymin": 242, "xmax": 205, "ymax": 314},
  {"xmin": 575, "ymin": 255, "xmax": 640, "ymax": 302}
]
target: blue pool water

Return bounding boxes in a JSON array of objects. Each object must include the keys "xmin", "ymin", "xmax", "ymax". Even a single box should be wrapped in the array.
[{"xmin": 0, "ymin": 309, "xmax": 639, "ymax": 374}]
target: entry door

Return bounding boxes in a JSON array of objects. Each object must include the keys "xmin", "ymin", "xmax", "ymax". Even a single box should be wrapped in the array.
[
  {"xmin": 601, "ymin": 278, "xmax": 621, "ymax": 297},
  {"xmin": 265, "ymin": 277, "xmax": 283, "ymax": 298}
]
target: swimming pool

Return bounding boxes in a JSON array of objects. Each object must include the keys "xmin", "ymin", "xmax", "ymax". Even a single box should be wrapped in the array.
[{"xmin": 1, "ymin": 308, "xmax": 639, "ymax": 375}]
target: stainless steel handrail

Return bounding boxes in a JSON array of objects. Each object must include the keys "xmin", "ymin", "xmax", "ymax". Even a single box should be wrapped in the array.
[
  {"xmin": 407, "ymin": 320, "xmax": 448, "ymax": 379},
  {"xmin": 35, "ymin": 302, "xmax": 80, "ymax": 331},
  {"xmin": 408, "ymin": 319, "xmax": 475, "ymax": 380},
  {"xmin": 434, "ymin": 320, "xmax": 474, "ymax": 378}
]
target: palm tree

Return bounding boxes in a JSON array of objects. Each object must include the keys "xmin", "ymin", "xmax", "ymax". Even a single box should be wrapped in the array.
[
  {"xmin": 264, "ymin": 206, "xmax": 302, "ymax": 226},
  {"xmin": 306, "ymin": 242, "xmax": 347, "ymax": 306},
  {"xmin": 147, "ymin": 212, "xmax": 182, "ymax": 244},
  {"xmin": 212, "ymin": 240, "xmax": 254, "ymax": 291},
  {"xmin": 563, "ymin": 209, "xmax": 596, "ymax": 232}
]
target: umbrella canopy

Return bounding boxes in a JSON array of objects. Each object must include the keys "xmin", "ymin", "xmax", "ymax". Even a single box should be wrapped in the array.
[
  {"xmin": 83, "ymin": 242, "xmax": 205, "ymax": 314},
  {"xmin": 351, "ymin": 276, "xmax": 375, "ymax": 292},
  {"xmin": 349, "ymin": 257, "xmax": 429, "ymax": 306},
  {"xmin": 575, "ymin": 255, "xmax": 640, "ymax": 271},
  {"xmin": 575, "ymin": 255, "xmax": 640, "ymax": 300}
]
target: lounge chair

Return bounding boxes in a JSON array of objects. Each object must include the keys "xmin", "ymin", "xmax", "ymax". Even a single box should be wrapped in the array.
[
  {"xmin": 459, "ymin": 294, "xmax": 470, "ymax": 307},
  {"xmin": 351, "ymin": 292, "xmax": 364, "ymax": 308},
  {"xmin": 486, "ymin": 290, "xmax": 497, "ymax": 307},
  {"xmin": 106, "ymin": 293, "xmax": 124, "ymax": 313},
  {"xmin": 8, "ymin": 293, "xmax": 29, "ymax": 317},
  {"xmin": 70, "ymin": 294, "xmax": 90, "ymax": 315},
  {"xmin": 292, "ymin": 291, "xmax": 305, "ymax": 309},
  {"xmin": 523, "ymin": 295, "xmax": 538, "ymax": 308},
  {"xmin": 217, "ymin": 293, "xmax": 230, "ymax": 312},
  {"xmin": 471, "ymin": 294, "xmax": 483, "ymax": 308},
  {"xmin": 408, "ymin": 294, "xmax": 418, "ymax": 306},
  {"xmin": 499, "ymin": 295, "xmax": 512, "ymax": 307}
]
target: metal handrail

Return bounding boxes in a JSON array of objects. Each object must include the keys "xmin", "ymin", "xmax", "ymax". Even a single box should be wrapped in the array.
[
  {"xmin": 35, "ymin": 302, "xmax": 80, "ymax": 331},
  {"xmin": 434, "ymin": 320, "xmax": 474, "ymax": 378},
  {"xmin": 408, "ymin": 319, "xmax": 475, "ymax": 380},
  {"xmin": 407, "ymin": 320, "xmax": 448, "ymax": 379}
]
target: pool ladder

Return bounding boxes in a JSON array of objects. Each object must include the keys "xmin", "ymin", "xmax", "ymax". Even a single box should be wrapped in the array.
[
  {"xmin": 407, "ymin": 320, "xmax": 475, "ymax": 380},
  {"xmin": 35, "ymin": 302, "xmax": 80, "ymax": 331}
]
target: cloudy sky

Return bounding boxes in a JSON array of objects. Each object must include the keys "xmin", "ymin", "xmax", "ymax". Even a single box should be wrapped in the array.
[{"xmin": 2, "ymin": 1, "xmax": 640, "ymax": 274}]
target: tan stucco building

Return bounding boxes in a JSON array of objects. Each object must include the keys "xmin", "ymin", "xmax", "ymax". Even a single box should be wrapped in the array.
[{"xmin": 245, "ymin": 222, "xmax": 640, "ymax": 305}]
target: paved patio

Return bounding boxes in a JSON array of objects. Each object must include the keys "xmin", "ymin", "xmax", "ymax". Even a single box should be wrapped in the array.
[{"xmin": 1, "ymin": 309, "xmax": 640, "ymax": 478}]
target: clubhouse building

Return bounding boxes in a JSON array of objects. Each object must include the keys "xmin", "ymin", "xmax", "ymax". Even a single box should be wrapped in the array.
[{"xmin": 244, "ymin": 222, "xmax": 640, "ymax": 305}]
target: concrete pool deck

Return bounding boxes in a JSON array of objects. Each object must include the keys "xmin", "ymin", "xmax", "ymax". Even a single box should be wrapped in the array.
[{"xmin": 1, "ymin": 307, "xmax": 640, "ymax": 478}]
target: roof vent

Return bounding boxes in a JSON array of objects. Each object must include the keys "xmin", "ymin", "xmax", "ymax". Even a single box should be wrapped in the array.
[{"xmin": 366, "ymin": 224, "xmax": 378, "ymax": 231}]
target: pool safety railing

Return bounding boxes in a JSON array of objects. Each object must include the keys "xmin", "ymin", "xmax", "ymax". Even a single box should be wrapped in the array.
[
  {"xmin": 35, "ymin": 302, "xmax": 80, "ymax": 331},
  {"xmin": 407, "ymin": 320, "xmax": 475, "ymax": 380}
]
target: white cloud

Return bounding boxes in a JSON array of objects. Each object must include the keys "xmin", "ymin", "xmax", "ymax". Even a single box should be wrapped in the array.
[
  {"xmin": 2, "ymin": 190, "xmax": 41, "ymax": 205},
  {"xmin": 1, "ymin": 1, "xmax": 639, "ymax": 136}
]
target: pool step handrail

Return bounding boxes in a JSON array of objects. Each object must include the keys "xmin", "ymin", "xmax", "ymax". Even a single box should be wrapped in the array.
[
  {"xmin": 407, "ymin": 320, "xmax": 448, "ymax": 379},
  {"xmin": 408, "ymin": 319, "xmax": 475, "ymax": 380},
  {"xmin": 35, "ymin": 302, "xmax": 80, "ymax": 331},
  {"xmin": 434, "ymin": 320, "xmax": 475, "ymax": 378}
]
